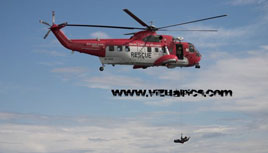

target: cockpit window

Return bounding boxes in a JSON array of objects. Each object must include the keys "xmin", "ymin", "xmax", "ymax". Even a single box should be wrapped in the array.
[
  {"xmin": 188, "ymin": 43, "xmax": 195, "ymax": 52},
  {"xmin": 143, "ymin": 35, "xmax": 162, "ymax": 42}
]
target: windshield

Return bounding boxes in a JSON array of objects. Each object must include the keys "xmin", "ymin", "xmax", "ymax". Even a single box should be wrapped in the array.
[
  {"xmin": 188, "ymin": 43, "xmax": 201, "ymax": 57},
  {"xmin": 188, "ymin": 43, "xmax": 195, "ymax": 52}
]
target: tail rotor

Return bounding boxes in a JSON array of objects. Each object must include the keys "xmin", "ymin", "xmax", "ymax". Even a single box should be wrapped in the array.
[{"xmin": 39, "ymin": 11, "xmax": 55, "ymax": 39}]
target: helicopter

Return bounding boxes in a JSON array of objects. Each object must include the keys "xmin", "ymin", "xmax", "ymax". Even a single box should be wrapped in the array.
[{"xmin": 40, "ymin": 9, "xmax": 227, "ymax": 71}]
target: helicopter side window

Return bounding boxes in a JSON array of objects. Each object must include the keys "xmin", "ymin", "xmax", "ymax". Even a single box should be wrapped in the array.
[
  {"xmin": 188, "ymin": 43, "xmax": 195, "ymax": 52},
  {"xmin": 109, "ymin": 46, "xmax": 114, "ymax": 51},
  {"xmin": 117, "ymin": 46, "xmax": 122, "ymax": 51},
  {"xmin": 125, "ymin": 46, "xmax": 130, "ymax": 52},
  {"xmin": 147, "ymin": 47, "xmax": 151, "ymax": 52}
]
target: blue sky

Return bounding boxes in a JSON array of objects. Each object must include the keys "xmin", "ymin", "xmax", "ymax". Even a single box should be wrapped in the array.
[{"xmin": 1, "ymin": 0, "xmax": 268, "ymax": 153}]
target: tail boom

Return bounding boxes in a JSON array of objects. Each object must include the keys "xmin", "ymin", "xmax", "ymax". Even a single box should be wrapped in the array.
[{"xmin": 50, "ymin": 24, "xmax": 105, "ymax": 57}]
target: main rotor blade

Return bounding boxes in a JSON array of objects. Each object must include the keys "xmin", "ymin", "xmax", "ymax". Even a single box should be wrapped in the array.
[
  {"xmin": 124, "ymin": 32, "xmax": 137, "ymax": 35},
  {"xmin": 158, "ymin": 29, "xmax": 218, "ymax": 32},
  {"xmin": 40, "ymin": 20, "xmax": 51, "ymax": 26},
  {"xmin": 158, "ymin": 14, "xmax": 227, "ymax": 30},
  {"xmin": 66, "ymin": 24, "xmax": 145, "ymax": 30},
  {"xmin": 44, "ymin": 30, "xmax": 51, "ymax": 39},
  {"xmin": 123, "ymin": 9, "xmax": 150, "ymax": 29}
]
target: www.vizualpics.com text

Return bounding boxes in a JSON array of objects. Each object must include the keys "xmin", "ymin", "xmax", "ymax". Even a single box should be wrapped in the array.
[{"xmin": 111, "ymin": 89, "xmax": 233, "ymax": 97}]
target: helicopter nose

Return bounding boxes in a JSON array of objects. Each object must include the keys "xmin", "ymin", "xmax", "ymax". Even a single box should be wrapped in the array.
[
  {"xmin": 194, "ymin": 57, "xmax": 201, "ymax": 68},
  {"xmin": 194, "ymin": 52, "xmax": 201, "ymax": 68},
  {"xmin": 196, "ymin": 52, "xmax": 201, "ymax": 61}
]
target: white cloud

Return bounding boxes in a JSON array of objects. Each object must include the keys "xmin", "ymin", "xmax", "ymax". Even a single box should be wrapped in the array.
[
  {"xmin": 229, "ymin": 0, "xmax": 267, "ymax": 5},
  {"xmin": 51, "ymin": 67, "xmax": 87, "ymax": 74},
  {"xmin": 0, "ymin": 114, "xmax": 178, "ymax": 153},
  {"xmin": 33, "ymin": 49, "xmax": 67, "ymax": 57},
  {"xmin": 51, "ymin": 67, "xmax": 89, "ymax": 81},
  {"xmin": 194, "ymin": 126, "xmax": 233, "ymax": 134},
  {"xmin": 166, "ymin": 4, "xmax": 268, "ymax": 51},
  {"xmin": 206, "ymin": 51, "xmax": 230, "ymax": 60},
  {"xmin": 38, "ymin": 61, "xmax": 64, "ymax": 66},
  {"xmin": 175, "ymin": 25, "xmax": 254, "ymax": 50},
  {"xmin": 261, "ymin": 45, "xmax": 268, "ymax": 50},
  {"xmin": 82, "ymin": 74, "xmax": 156, "ymax": 89},
  {"xmin": 144, "ymin": 67, "xmax": 191, "ymax": 81},
  {"xmin": 0, "ymin": 112, "xmax": 267, "ymax": 153}
]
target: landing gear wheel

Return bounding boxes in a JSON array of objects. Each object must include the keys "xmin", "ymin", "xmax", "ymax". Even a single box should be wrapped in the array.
[
  {"xmin": 99, "ymin": 66, "xmax": 104, "ymax": 71},
  {"xmin": 195, "ymin": 64, "xmax": 200, "ymax": 69}
]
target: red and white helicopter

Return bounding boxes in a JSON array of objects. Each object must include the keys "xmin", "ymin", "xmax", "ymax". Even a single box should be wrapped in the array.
[{"xmin": 40, "ymin": 9, "xmax": 226, "ymax": 71}]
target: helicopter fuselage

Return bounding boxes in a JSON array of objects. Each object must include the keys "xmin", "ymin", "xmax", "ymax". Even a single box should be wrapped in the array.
[{"xmin": 51, "ymin": 24, "xmax": 201, "ymax": 70}]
